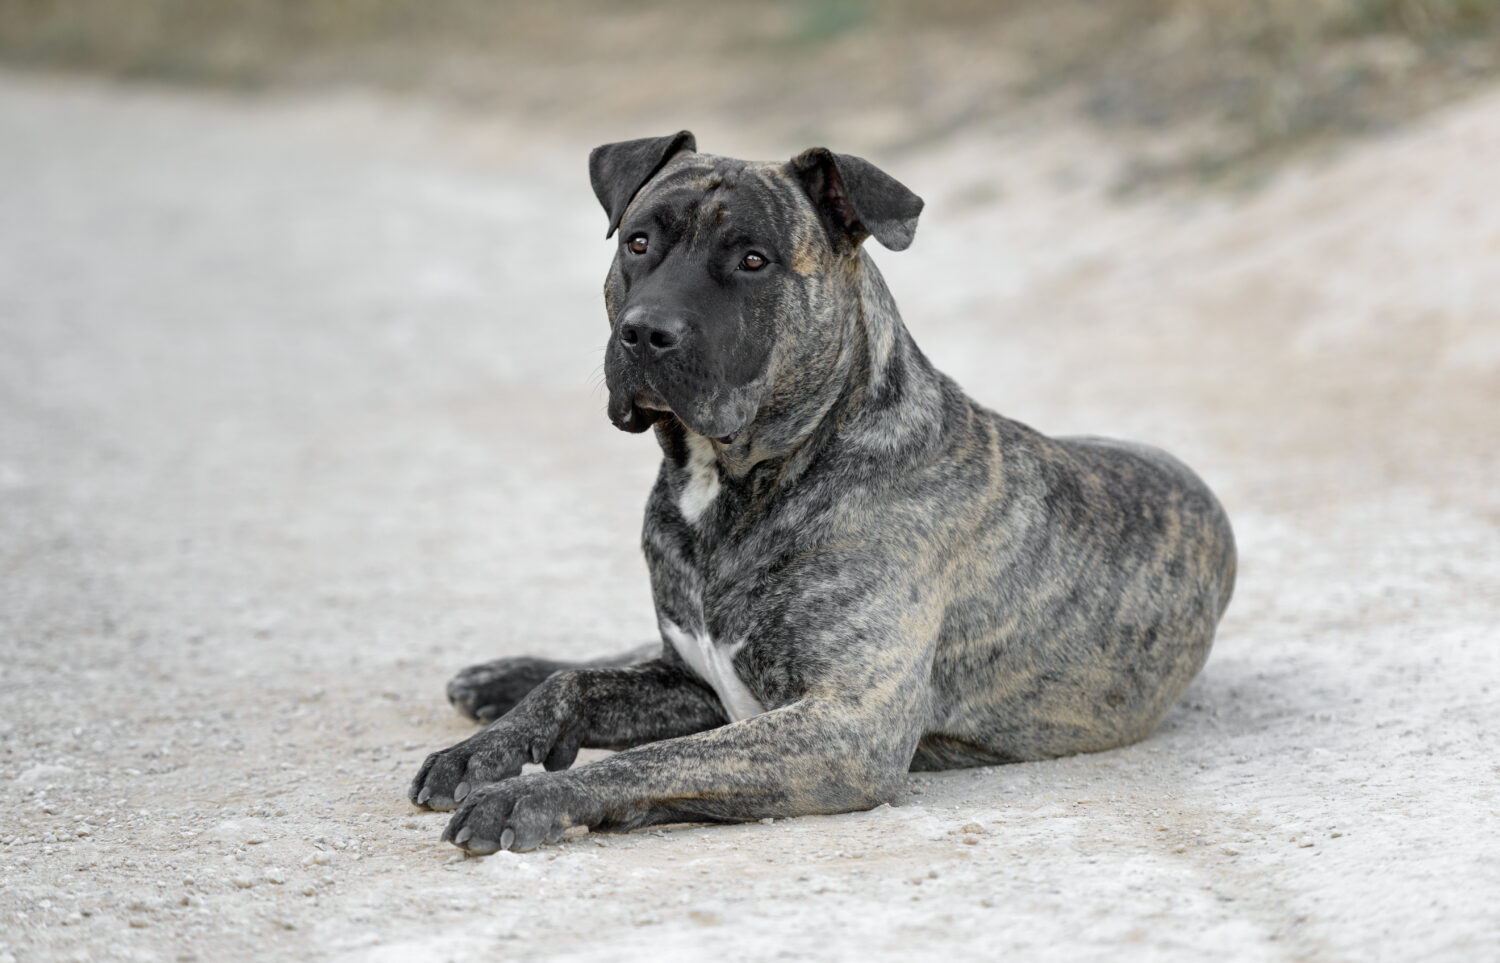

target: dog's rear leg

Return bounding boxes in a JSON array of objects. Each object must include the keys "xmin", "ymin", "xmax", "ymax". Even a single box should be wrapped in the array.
[{"xmin": 446, "ymin": 643, "xmax": 658, "ymax": 722}]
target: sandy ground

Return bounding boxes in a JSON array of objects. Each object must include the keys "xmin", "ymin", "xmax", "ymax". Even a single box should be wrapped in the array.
[{"xmin": 1, "ymin": 73, "xmax": 1497, "ymax": 962}]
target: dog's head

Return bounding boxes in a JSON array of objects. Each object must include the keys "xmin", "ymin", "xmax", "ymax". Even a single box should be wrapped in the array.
[{"xmin": 590, "ymin": 131, "xmax": 923, "ymax": 443}]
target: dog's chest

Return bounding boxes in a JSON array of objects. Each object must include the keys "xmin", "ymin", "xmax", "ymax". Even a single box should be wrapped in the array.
[
  {"xmin": 660, "ymin": 620, "xmax": 764, "ymax": 722},
  {"xmin": 657, "ymin": 433, "xmax": 776, "ymax": 721},
  {"xmin": 676, "ymin": 433, "xmax": 721, "ymax": 524}
]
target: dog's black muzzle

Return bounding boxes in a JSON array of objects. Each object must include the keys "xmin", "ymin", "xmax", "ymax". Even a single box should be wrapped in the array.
[{"xmin": 605, "ymin": 305, "xmax": 694, "ymax": 434}]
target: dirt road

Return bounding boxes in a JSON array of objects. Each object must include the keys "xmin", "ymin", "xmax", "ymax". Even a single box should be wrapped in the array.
[{"xmin": 1, "ymin": 74, "xmax": 1497, "ymax": 961}]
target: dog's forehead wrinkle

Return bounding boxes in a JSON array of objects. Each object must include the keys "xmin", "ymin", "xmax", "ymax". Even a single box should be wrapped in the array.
[{"xmin": 684, "ymin": 159, "xmax": 777, "ymax": 198}]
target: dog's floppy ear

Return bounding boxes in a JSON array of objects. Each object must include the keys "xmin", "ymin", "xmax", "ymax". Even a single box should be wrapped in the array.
[
  {"xmin": 589, "ymin": 131, "xmax": 697, "ymax": 238},
  {"xmin": 789, "ymin": 148, "xmax": 924, "ymax": 252}
]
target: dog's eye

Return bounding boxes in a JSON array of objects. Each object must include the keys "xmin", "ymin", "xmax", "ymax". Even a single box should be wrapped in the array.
[
  {"xmin": 627, "ymin": 234, "xmax": 649, "ymax": 255},
  {"xmin": 741, "ymin": 252, "xmax": 767, "ymax": 271}
]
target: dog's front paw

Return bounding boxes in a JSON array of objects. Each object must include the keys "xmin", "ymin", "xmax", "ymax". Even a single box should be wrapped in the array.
[
  {"xmin": 442, "ymin": 772, "xmax": 594, "ymax": 855},
  {"xmin": 446, "ymin": 657, "xmax": 566, "ymax": 722},
  {"xmin": 408, "ymin": 714, "xmax": 575, "ymax": 812}
]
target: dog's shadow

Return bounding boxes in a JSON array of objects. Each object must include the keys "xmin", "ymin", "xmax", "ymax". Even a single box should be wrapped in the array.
[{"xmin": 900, "ymin": 651, "xmax": 1347, "ymax": 809}]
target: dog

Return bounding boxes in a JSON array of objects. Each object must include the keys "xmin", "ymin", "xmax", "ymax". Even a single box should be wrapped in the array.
[{"xmin": 408, "ymin": 131, "xmax": 1237, "ymax": 854}]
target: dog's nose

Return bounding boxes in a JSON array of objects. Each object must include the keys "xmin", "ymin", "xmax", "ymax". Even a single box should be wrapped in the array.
[{"xmin": 617, "ymin": 313, "xmax": 686, "ymax": 355}]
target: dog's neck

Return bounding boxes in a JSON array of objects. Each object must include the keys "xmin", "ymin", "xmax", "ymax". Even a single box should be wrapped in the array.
[{"xmin": 670, "ymin": 253, "xmax": 948, "ymax": 492}]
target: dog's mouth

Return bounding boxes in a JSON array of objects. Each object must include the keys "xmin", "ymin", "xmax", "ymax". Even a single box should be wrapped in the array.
[
  {"xmin": 607, "ymin": 399, "xmax": 659, "ymax": 434},
  {"xmin": 606, "ymin": 390, "xmax": 670, "ymax": 435},
  {"xmin": 606, "ymin": 386, "xmax": 753, "ymax": 444},
  {"xmin": 634, "ymin": 390, "xmax": 672, "ymax": 413}
]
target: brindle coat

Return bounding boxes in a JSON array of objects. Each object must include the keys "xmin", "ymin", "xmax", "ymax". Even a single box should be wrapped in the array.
[{"xmin": 408, "ymin": 132, "xmax": 1237, "ymax": 855}]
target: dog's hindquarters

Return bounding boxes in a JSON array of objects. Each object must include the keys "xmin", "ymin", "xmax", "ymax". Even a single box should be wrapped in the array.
[{"xmin": 914, "ymin": 424, "xmax": 1236, "ymax": 768}]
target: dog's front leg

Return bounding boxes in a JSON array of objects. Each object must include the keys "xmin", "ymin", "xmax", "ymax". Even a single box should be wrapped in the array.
[
  {"xmin": 440, "ymin": 696, "xmax": 923, "ymax": 854},
  {"xmin": 409, "ymin": 660, "xmax": 727, "ymax": 811},
  {"xmin": 445, "ymin": 642, "xmax": 660, "ymax": 722}
]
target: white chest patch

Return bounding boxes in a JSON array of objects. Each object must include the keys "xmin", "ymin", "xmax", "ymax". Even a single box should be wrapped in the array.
[
  {"xmin": 678, "ymin": 434, "xmax": 721, "ymax": 524},
  {"xmin": 661, "ymin": 620, "xmax": 765, "ymax": 722}
]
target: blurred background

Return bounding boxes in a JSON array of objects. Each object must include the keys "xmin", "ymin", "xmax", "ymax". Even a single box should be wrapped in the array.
[
  {"xmin": 6, "ymin": 0, "xmax": 1500, "ymax": 183},
  {"xmin": 2, "ymin": 3, "xmax": 1498, "ymax": 961}
]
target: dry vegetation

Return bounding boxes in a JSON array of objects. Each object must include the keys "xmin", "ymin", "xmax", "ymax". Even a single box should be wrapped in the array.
[{"xmin": 4, "ymin": 0, "xmax": 1500, "ymax": 182}]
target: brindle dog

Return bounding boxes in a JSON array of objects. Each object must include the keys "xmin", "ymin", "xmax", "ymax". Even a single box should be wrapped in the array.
[{"xmin": 408, "ymin": 131, "xmax": 1237, "ymax": 855}]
